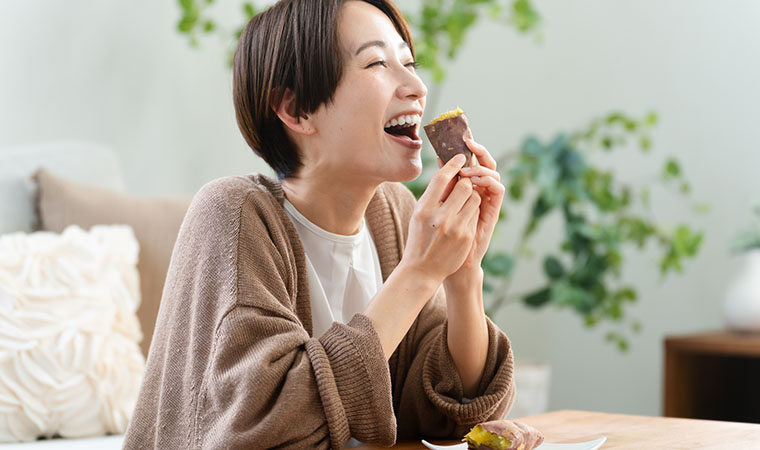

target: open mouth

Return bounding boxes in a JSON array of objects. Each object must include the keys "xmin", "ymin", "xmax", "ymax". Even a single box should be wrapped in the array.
[{"xmin": 384, "ymin": 122, "xmax": 420, "ymax": 141}]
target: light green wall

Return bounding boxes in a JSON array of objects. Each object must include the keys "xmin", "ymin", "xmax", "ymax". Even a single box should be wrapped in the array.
[{"xmin": 2, "ymin": 0, "xmax": 759, "ymax": 417}]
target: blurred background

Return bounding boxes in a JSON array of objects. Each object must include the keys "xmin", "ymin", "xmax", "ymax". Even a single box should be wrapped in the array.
[{"xmin": 2, "ymin": 0, "xmax": 759, "ymax": 421}]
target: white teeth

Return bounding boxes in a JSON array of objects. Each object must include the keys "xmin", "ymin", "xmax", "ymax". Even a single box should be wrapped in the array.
[{"xmin": 384, "ymin": 114, "xmax": 421, "ymax": 129}]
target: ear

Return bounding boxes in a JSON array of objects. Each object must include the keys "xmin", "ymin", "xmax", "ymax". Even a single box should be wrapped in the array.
[{"xmin": 271, "ymin": 87, "xmax": 316, "ymax": 136}]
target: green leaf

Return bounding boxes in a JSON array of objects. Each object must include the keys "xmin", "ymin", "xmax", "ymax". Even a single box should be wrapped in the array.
[
  {"xmin": 509, "ymin": 0, "xmax": 541, "ymax": 33},
  {"xmin": 551, "ymin": 282, "xmax": 595, "ymax": 313},
  {"xmin": 525, "ymin": 196, "xmax": 553, "ymax": 236},
  {"xmin": 605, "ymin": 112, "xmax": 623, "ymax": 125},
  {"xmin": 203, "ymin": 20, "xmax": 215, "ymax": 33},
  {"xmin": 178, "ymin": 16, "xmax": 197, "ymax": 33},
  {"xmin": 524, "ymin": 287, "xmax": 551, "ymax": 308},
  {"xmin": 639, "ymin": 135, "xmax": 652, "ymax": 151},
  {"xmin": 660, "ymin": 225, "xmax": 704, "ymax": 274},
  {"xmin": 645, "ymin": 111, "xmax": 659, "ymax": 126},
  {"xmin": 243, "ymin": 2, "xmax": 256, "ymax": 18},
  {"xmin": 614, "ymin": 288, "xmax": 637, "ymax": 303},
  {"xmin": 403, "ymin": 178, "xmax": 427, "ymax": 199},
  {"xmin": 675, "ymin": 225, "xmax": 703, "ymax": 255},
  {"xmin": 523, "ymin": 137, "xmax": 543, "ymax": 158},
  {"xmin": 483, "ymin": 252, "xmax": 515, "ymax": 277},
  {"xmin": 508, "ymin": 182, "xmax": 523, "ymax": 200},
  {"xmin": 177, "ymin": 4, "xmax": 200, "ymax": 33},
  {"xmin": 664, "ymin": 158, "xmax": 681, "ymax": 178},
  {"xmin": 605, "ymin": 332, "xmax": 630, "ymax": 352},
  {"xmin": 543, "ymin": 256, "xmax": 565, "ymax": 279}
]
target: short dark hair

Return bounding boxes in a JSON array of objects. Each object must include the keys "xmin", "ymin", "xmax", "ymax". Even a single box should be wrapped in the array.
[{"xmin": 232, "ymin": 0, "xmax": 414, "ymax": 179}]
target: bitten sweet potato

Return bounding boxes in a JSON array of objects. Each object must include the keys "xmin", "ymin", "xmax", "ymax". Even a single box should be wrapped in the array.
[
  {"xmin": 463, "ymin": 419, "xmax": 544, "ymax": 450},
  {"xmin": 423, "ymin": 107, "xmax": 473, "ymax": 166}
]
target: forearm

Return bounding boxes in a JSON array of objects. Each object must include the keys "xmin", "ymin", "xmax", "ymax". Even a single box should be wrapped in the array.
[
  {"xmin": 444, "ymin": 268, "xmax": 489, "ymax": 398},
  {"xmin": 363, "ymin": 262, "xmax": 440, "ymax": 360}
]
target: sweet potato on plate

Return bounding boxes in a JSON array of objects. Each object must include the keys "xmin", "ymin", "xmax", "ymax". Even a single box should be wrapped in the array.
[{"xmin": 463, "ymin": 419, "xmax": 544, "ymax": 450}]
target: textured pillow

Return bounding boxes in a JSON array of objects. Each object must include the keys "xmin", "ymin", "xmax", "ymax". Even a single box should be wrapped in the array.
[
  {"xmin": 0, "ymin": 225, "xmax": 145, "ymax": 442},
  {"xmin": 33, "ymin": 168, "xmax": 192, "ymax": 357}
]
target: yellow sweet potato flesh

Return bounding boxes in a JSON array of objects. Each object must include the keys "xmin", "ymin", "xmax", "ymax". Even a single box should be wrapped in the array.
[
  {"xmin": 463, "ymin": 425, "xmax": 513, "ymax": 450},
  {"xmin": 426, "ymin": 107, "xmax": 465, "ymax": 126}
]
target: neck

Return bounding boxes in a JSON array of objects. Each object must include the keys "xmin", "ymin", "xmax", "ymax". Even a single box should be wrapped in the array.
[{"xmin": 281, "ymin": 172, "xmax": 379, "ymax": 236}]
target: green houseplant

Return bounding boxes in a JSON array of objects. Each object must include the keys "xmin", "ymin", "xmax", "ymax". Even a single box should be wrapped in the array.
[{"xmin": 176, "ymin": 0, "xmax": 704, "ymax": 350}]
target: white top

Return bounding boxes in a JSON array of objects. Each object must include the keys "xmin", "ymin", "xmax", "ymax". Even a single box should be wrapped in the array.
[{"xmin": 283, "ymin": 199, "xmax": 384, "ymax": 339}]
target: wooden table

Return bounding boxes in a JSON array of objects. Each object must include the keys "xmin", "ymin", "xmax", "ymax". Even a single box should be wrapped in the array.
[{"xmin": 356, "ymin": 410, "xmax": 760, "ymax": 449}]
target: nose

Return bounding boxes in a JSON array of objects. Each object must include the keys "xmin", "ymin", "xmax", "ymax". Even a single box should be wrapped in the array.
[{"xmin": 396, "ymin": 66, "xmax": 428, "ymax": 102}]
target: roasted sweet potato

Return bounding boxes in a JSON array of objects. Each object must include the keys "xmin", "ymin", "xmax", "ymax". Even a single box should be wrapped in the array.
[
  {"xmin": 423, "ymin": 107, "xmax": 473, "ymax": 166},
  {"xmin": 463, "ymin": 419, "xmax": 544, "ymax": 450}
]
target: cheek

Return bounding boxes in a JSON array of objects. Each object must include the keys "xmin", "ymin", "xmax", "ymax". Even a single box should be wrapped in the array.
[{"xmin": 339, "ymin": 73, "xmax": 391, "ymax": 113}]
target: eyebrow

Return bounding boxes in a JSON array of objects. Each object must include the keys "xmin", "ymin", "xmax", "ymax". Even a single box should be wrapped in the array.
[{"xmin": 354, "ymin": 40, "xmax": 410, "ymax": 56}]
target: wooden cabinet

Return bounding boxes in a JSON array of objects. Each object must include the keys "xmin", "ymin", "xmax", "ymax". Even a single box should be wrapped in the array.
[{"xmin": 664, "ymin": 331, "xmax": 760, "ymax": 423}]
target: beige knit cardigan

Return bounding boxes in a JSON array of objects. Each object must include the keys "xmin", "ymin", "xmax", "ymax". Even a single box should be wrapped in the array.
[{"xmin": 122, "ymin": 174, "xmax": 515, "ymax": 449}]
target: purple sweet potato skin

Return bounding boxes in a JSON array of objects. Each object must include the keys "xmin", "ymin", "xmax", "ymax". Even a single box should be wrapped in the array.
[
  {"xmin": 468, "ymin": 420, "xmax": 544, "ymax": 450},
  {"xmin": 423, "ymin": 113, "xmax": 474, "ymax": 166}
]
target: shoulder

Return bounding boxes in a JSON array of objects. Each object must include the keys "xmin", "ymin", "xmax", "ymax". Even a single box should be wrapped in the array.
[
  {"xmin": 184, "ymin": 174, "xmax": 283, "ymax": 228},
  {"xmin": 191, "ymin": 174, "xmax": 280, "ymax": 213},
  {"xmin": 174, "ymin": 174, "xmax": 288, "ymax": 257}
]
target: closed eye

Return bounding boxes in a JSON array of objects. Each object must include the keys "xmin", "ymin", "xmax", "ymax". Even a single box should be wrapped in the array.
[{"xmin": 366, "ymin": 60, "xmax": 419, "ymax": 69}]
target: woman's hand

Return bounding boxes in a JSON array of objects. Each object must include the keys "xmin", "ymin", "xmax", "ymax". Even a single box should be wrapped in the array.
[
  {"xmin": 399, "ymin": 154, "xmax": 481, "ymax": 285},
  {"xmin": 444, "ymin": 138, "xmax": 505, "ymax": 288}
]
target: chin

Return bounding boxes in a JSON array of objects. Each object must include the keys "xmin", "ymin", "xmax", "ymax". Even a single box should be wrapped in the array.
[{"xmin": 387, "ymin": 155, "xmax": 423, "ymax": 183}]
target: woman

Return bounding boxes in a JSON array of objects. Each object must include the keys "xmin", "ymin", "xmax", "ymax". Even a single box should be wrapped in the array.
[{"xmin": 123, "ymin": 0, "xmax": 514, "ymax": 448}]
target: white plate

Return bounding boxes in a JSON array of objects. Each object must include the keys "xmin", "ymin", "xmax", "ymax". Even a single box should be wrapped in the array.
[{"xmin": 422, "ymin": 436, "xmax": 606, "ymax": 450}]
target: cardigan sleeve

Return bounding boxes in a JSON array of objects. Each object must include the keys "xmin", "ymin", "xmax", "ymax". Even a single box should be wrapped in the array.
[
  {"xmin": 391, "ymin": 289, "xmax": 516, "ymax": 440},
  {"xmin": 379, "ymin": 182, "xmax": 515, "ymax": 440}
]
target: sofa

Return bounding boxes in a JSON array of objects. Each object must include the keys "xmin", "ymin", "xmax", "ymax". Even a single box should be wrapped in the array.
[{"xmin": 0, "ymin": 141, "xmax": 192, "ymax": 448}]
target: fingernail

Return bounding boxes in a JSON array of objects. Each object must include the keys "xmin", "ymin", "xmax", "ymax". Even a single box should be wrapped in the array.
[{"xmin": 454, "ymin": 154, "xmax": 466, "ymax": 164}]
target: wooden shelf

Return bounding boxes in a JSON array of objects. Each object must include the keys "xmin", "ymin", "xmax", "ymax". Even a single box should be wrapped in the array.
[{"xmin": 664, "ymin": 330, "xmax": 760, "ymax": 423}]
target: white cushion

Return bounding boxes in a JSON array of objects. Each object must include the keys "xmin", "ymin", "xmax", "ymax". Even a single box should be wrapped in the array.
[{"xmin": 0, "ymin": 225, "xmax": 144, "ymax": 442}]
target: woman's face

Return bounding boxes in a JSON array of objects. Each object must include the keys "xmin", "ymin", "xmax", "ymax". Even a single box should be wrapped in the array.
[{"xmin": 303, "ymin": 0, "xmax": 428, "ymax": 184}]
